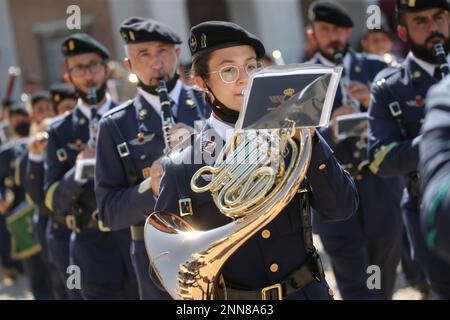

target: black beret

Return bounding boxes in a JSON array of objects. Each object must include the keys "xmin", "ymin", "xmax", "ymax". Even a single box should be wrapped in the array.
[
  {"xmin": 308, "ymin": 1, "xmax": 354, "ymax": 28},
  {"xmin": 61, "ymin": 33, "xmax": 110, "ymax": 59},
  {"xmin": 49, "ymin": 83, "xmax": 77, "ymax": 105},
  {"xmin": 189, "ymin": 21, "xmax": 265, "ymax": 59},
  {"xmin": 9, "ymin": 102, "xmax": 29, "ymax": 116},
  {"xmin": 365, "ymin": 26, "xmax": 394, "ymax": 39},
  {"xmin": 120, "ymin": 17, "xmax": 182, "ymax": 45},
  {"xmin": 30, "ymin": 90, "xmax": 51, "ymax": 105},
  {"xmin": 396, "ymin": 0, "xmax": 449, "ymax": 13}
]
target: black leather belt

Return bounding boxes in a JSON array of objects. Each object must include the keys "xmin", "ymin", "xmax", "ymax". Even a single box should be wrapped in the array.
[
  {"xmin": 50, "ymin": 213, "xmax": 70, "ymax": 229},
  {"xmin": 225, "ymin": 251, "xmax": 325, "ymax": 300}
]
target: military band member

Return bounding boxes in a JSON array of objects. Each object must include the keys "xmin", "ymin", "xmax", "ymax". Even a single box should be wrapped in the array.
[
  {"xmin": 307, "ymin": 1, "xmax": 404, "ymax": 299},
  {"xmin": 368, "ymin": 0, "xmax": 450, "ymax": 299},
  {"xmin": 154, "ymin": 21, "xmax": 359, "ymax": 300},
  {"xmin": 0, "ymin": 104, "xmax": 53, "ymax": 299},
  {"xmin": 49, "ymin": 83, "xmax": 77, "ymax": 116},
  {"xmin": 43, "ymin": 33, "xmax": 138, "ymax": 299},
  {"xmin": 94, "ymin": 17, "xmax": 210, "ymax": 299},
  {"xmin": 420, "ymin": 75, "xmax": 450, "ymax": 264},
  {"xmin": 28, "ymin": 91, "xmax": 55, "ymax": 135}
]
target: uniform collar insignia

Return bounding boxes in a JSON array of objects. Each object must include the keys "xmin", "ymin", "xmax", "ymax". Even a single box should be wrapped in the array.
[
  {"xmin": 203, "ymin": 139, "xmax": 216, "ymax": 155},
  {"xmin": 67, "ymin": 139, "xmax": 86, "ymax": 151},
  {"xmin": 128, "ymin": 133, "xmax": 155, "ymax": 146}
]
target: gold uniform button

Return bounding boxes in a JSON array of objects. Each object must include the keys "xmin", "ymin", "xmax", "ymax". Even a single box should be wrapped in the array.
[
  {"xmin": 328, "ymin": 288, "xmax": 334, "ymax": 297},
  {"xmin": 270, "ymin": 264, "xmax": 279, "ymax": 273},
  {"xmin": 261, "ymin": 229, "xmax": 271, "ymax": 239},
  {"xmin": 318, "ymin": 163, "xmax": 326, "ymax": 170},
  {"xmin": 53, "ymin": 223, "xmax": 59, "ymax": 230}
]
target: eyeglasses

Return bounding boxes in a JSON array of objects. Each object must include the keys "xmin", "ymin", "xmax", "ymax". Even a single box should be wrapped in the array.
[
  {"xmin": 68, "ymin": 60, "xmax": 106, "ymax": 77},
  {"xmin": 208, "ymin": 62, "xmax": 263, "ymax": 84}
]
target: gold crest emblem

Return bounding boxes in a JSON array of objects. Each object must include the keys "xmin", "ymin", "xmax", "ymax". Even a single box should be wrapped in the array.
[
  {"xmin": 68, "ymin": 40, "xmax": 75, "ymax": 51},
  {"xmin": 201, "ymin": 33, "xmax": 207, "ymax": 49},
  {"xmin": 129, "ymin": 31, "xmax": 135, "ymax": 41},
  {"xmin": 189, "ymin": 34, "xmax": 197, "ymax": 51},
  {"xmin": 54, "ymin": 94, "xmax": 60, "ymax": 102},
  {"xmin": 283, "ymin": 88, "xmax": 295, "ymax": 97}
]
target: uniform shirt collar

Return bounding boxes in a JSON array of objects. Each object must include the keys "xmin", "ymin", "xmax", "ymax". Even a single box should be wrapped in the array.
[
  {"xmin": 138, "ymin": 80, "xmax": 182, "ymax": 116},
  {"xmin": 408, "ymin": 51, "xmax": 450, "ymax": 77},
  {"xmin": 77, "ymin": 94, "xmax": 112, "ymax": 119},
  {"xmin": 206, "ymin": 114, "xmax": 234, "ymax": 144},
  {"xmin": 315, "ymin": 52, "xmax": 352, "ymax": 69}
]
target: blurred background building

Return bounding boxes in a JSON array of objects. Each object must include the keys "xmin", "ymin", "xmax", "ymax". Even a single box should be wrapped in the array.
[{"xmin": 0, "ymin": 0, "xmax": 384, "ymax": 102}]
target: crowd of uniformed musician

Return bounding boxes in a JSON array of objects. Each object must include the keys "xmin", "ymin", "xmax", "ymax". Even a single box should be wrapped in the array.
[{"xmin": 0, "ymin": 0, "xmax": 450, "ymax": 300}]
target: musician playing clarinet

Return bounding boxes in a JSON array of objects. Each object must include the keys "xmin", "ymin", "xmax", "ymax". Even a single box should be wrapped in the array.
[
  {"xmin": 94, "ymin": 17, "xmax": 210, "ymax": 300},
  {"xmin": 307, "ymin": 1, "xmax": 404, "ymax": 300},
  {"xmin": 368, "ymin": 0, "xmax": 450, "ymax": 300},
  {"xmin": 43, "ymin": 33, "xmax": 138, "ymax": 300}
]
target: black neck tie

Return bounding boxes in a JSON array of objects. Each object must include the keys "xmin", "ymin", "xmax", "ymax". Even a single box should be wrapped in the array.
[{"xmin": 433, "ymin": 67, "xmax": 443, "ymax": 81}]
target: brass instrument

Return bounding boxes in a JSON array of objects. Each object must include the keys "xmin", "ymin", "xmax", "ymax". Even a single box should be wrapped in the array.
[
  {"xmin": 144, "ymin": 120, "xmax": 312, "ymax": 299},
  {"xmin": 434, "ymin": 43, "xmax": 450, "ymax": 78}
]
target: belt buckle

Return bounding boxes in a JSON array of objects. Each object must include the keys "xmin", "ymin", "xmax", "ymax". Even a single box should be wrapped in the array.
[
  {"xmin": 261, "ymin": 283, "xmax": 282, "ymax": 300},
  {"xmin": 65, "ymin": 215, "xmax": 76, "ymax": 231},
  {"xmin": 179, "ymin": 198, "xmax": 193, "ymax": 217},
  {"xmin": 91, "ymin": 210, "xmax": 111, "ymax": 232},
  {"xmin": 117, "ymin": 142, "xmax": 130, "ymax": 158},
  {"xmin": 388, "ymin": 101, "xmax": 402, "ymax": 117},
  {"xmin": 56, "ymin": 148, "xmax": 68, "ymax": 162}
]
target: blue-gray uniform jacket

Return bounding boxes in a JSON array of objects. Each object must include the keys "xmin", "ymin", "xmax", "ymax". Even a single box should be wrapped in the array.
[
  {"xmin": 154, "ymin": 124, "xmax": 358, "ymax": 296},
  {"xmin": 368, "ymin": 53, "xmax": 450, "ymax": 298},
  {"xmin": 310, "ymin": 50, "xmax": 404, "ymax": 239},
  {"xmin": 420, "ymin": 75, "xmax": 450, "ymax": 264},
  {"xmin": 23, "ymin": 151, "xmax": 52, "ymax": 218},
  {"xmin": 44, "ymin": 102, "xmax": 117, "ymax": 223},
  {"xmin": 95, "ymin": 85, "xmax": 210, "ymax": 231},
  {"xmin": 0, "ymin": 139, "xmax": 28, "ymax": 210}
]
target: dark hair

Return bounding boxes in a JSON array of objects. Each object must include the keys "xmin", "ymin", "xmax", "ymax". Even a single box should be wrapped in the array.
[
  {"xmin": 397, "ymin": 12, "xmax": 406, "ymax": 27},
  {"xmin": 190, "ymin": 50, "xmax": 214, "ymax": 81}
]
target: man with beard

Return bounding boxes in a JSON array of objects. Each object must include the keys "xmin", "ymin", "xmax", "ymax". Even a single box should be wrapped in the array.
[
  {"xmin": 308, "ymin": 1, "xmax": 404, "ymax": 299},
  {"xmin": 94, "ymin": 17, "xmax": 210, "ymax": 299},
  {"xmin": 44, "ymin": 33, "xmax": 138, "ymax": 299},
  {"xmin": 368, "ymin": 0, "xmax": 450, "ymax": 299}
]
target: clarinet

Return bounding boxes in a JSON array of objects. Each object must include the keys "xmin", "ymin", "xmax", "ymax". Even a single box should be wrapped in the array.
[
  {"xmin": 333, "ymin": 48, "xmax": 360, "ymax": 111},
  {"xmin": 158, "ymin": 80, "xmax": 175, "ymax": 155},
  {"xmin": 87, "ymin": 86, "xmax": 99, "ymax": 148},
  {"xmin": 434, "ymin": 43, "xmax": 450, "ymax": 78}
]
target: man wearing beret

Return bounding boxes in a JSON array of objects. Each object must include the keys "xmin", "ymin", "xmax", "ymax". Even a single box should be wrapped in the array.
[
  {"xmin": 94, "ymin": 17, "xmax": 210, "ymax": 299},
  {"xmin": 49, "ymin": 83, "xmax": 77, "ymax": 116},
  {"xmin": 28, "ymin": 91, "xmax": 55, "ymax": 135},
  {"xmin": 368, "ymin": 0, "xmax": 450, "ymax": 299},
  {"xmin": 308, "ymin": 1, "xmax": 404, "ymax": 299},
  {"xmin": 24, "ymin": 86, "xmax": 76, "ymax": 299},
  {"xmin": 43, "ymin": 33, "xmax": 138, "ymax": 299}
]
